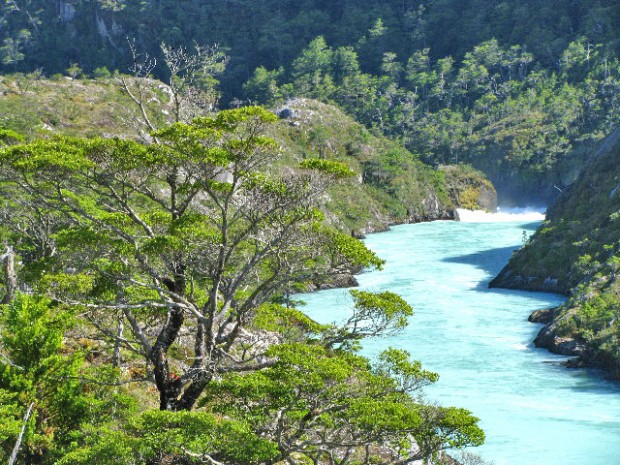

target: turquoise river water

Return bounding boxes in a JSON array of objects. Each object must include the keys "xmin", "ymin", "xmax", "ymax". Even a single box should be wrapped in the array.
[{"xmin": 300, "ymin": 209, "xmax": 620, "ymax": 465}]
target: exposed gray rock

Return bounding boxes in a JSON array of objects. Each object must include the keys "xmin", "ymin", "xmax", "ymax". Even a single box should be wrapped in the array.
[
  {"xmin": 489, "ymin": 268, "xmax": 567, "ymax": 293},
  {"xmin": 528, "ymin": 308, "xmax": 555, "ymax": 324},
  {"xmin": 592, "ymin": 125, "xmax": 620, "ymax": 160},
  {"xmin": 534, "ymin": 323, "xmax": 586, "ymax": 356},
  {"xmin": 277, "ymin": 107, "xmax": 296, "ymax": 119},
  {"xmin": 477, "ymin": 185, "xmax": 498, "ymax": 212},
  {"xmin": 308, "ymin": 273, "xmax": 359, "ymax": 291},
  {"xmin": 58, "ymin": 0, "xmax": 76, "ymax": 22}
]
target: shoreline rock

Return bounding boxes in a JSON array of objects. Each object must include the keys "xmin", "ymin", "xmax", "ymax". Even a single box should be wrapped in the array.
[
  {"xmin": 529, "ymin": 308, "xmax": 587, "ymax": 357},
  {"xmin": 528, "ymin": 308, "xmax": 555, "ymax": 324},
  {"xmin": 489, "ymin": 269, "xmax": 569, "ymax": 294}
]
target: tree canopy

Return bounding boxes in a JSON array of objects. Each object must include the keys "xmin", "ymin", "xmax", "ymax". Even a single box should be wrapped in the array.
[{"xmin": 0, "ymin": 105, "xmax": 484, "ymax": 464}]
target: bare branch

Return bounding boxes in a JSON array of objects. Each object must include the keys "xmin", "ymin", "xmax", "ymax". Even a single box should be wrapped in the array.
[{"xmin": 8, "ymin": 402, "xmax": 34, "ymax": 465}]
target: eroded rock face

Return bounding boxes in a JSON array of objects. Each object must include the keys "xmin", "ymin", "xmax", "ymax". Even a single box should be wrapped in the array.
[
  {"xmin": 489, "ymin": 269, "xmax": 567, "ymax": 294},
  {"xmin": 307, "ymin": 273, "xmax": 359, "ymax": 291},
  {"xmin": 477, "ymin": 185, "xmax": 498, "ymax": 212},
  {"xmin": 58, "ymin": 0, "xmax": 76, "ymax": 22}
]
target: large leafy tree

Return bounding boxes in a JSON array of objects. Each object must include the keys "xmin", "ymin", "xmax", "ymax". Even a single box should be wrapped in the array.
[
  {"xmin": 0, "ymin": 106, "xmax": 484, "ymax": 463},
  {"xmin": 0, "ymin": 106, "xmax": 382, "ymax": 411}
]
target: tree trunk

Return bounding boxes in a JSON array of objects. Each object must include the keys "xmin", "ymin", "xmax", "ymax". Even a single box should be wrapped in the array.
[
  {"xmin": 8, "ymin": 402, "xmax": 34, "ymax": 465},
  {"xmin": 2, "ymin": 246, "xmax": 17, "ymax": 305},
  {"xmin": 113, "ymin": 319, "xmax": 124, "ymax": 367},
  {"xmin": 151, "ymin": 307, "xmax": 185, "ymax": 410}
]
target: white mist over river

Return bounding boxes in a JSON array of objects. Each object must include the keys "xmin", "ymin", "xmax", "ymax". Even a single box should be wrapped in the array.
[{"xmin": 301, "ymin": 209, "xmax": 620, "ymax": 465}]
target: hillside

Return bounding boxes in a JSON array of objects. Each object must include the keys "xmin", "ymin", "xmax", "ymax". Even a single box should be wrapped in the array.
[
  {"xmin": 2, "ymin": 1, "xmax": 620, "ymax": 205},
  {"xmin": 490, "ymin": 127, "xmax": 620, "ymax": 376},
  {"xmin": 0, "ymin": 75, "xmax": 495, "ymax": 236}
]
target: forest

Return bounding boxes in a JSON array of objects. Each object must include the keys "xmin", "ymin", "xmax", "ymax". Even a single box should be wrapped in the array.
[
  {"xmin": 1, "ymin": 0, "xmax": 620, "ymax": 464},
  {"xmin": 1, "ymin": 0, "xmax": 620, "ymax": 202}
]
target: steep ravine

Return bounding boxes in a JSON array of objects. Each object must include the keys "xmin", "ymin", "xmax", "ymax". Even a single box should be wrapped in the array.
[{"xmin": 489, "ymin": 126, "xmax": 620, "ymax": 377}]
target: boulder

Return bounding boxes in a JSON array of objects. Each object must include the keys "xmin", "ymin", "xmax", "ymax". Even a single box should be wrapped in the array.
[
  {"xmin": 528, "ymin": 308, "xmax": 555, "ymax": 324},
  {"xmin": 277, "ymin": 107, "xmax": 296, "ymax": 119}
]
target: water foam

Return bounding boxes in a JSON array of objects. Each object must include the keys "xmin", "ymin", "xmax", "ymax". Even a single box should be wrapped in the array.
[{"xmin": 456, "ymin": 207, "xmax": 546, "ymax": 223}]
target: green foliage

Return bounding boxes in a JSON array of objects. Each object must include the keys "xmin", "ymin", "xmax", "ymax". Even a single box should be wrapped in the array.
[
  {"xmin": 252, "ymin": 303, "xmax": 327, "ymax": 339},
  {"xmin": 378, "ymin": 348, "xmax": 440, "ymax": 390},
  {"xmin": 57, "ymin": 410, "xmax": 278, "ymax": 465},
  {"xmin": 322, "ymin": 227, "xmax": 385, "ymax": 271},
  {"xmin": 350, "ymin": 290, "xmax": 413, "ymax": 331},
  {"xmin": 242, "ymin": 66, "xmax": 284, "ymax": 105},
  {"xmin": 0, "ymin": 294, "xmax": 134, "ymax": 464},
  {"xmin": 202, "ymin": 338, "xmax": 483, "ymax": 465},
  {"xmin": 65, "ymin": 63, "xmax": 83, "ymax": 79},
  {"xmin": 0, "ymin": 128, "xmax": 24, "ymax": 146},
  {"xmin": 92, "ymin": 66, "xmax": 112, "ymax": 79},
  {"xmin": 300, "ymin": 157, "xmax": 355, "ymax": 178}
]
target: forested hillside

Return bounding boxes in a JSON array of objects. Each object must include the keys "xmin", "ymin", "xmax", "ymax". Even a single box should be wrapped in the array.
[
  {"xmin": 3, "ymin": 1, "xmax": 619, "ymax": 84},
  {"xmin": 490, "ymin": 128, "xmax": 620, "ymax": 377},
  {"xmin": 2, "ymin": 0, "xmax": 619, "ymax": 203}
]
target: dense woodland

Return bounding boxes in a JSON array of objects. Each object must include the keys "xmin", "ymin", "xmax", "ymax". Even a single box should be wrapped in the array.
[
  {"xmin": 2, "ymin": 0, "xmax": 620, "ymax": 464},
  {"xmin": 2, "ymin": 0, "xmax": 620, "ymax": 202}
]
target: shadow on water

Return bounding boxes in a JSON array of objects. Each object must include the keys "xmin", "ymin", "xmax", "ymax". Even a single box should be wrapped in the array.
[
  {"xmin": 442, "ymin": 245, "xmax": 519, "ymax": 276},
  {"xmin": 442, "ymin": 245, "xmax": 562, "ymax": 298}
]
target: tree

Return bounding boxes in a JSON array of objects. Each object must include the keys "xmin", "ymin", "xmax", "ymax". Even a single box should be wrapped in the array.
[
  {"xmin": 331, "ymin": 46, "xmax": 361, "ymax": 85},
  {"xmin": 0, "ymin": 294, "xmax": 130, "ymax": 464},
  {"xmin": 291, "ymin": 36, "xmax": 333, "ymax": 79},
  {"xmin": 117, "ymin": 40, "xmax": 229, "ymax": 140},
  {"xmin": 0, "ymin": 29, "xmax": 31, "ymax": 69},
  {"xmin": 242, "ymin": 66, "xmax": 284, "ymax": 106},
  {"xmin": 0, "ymin": 106, "xmax": 383, "ymax": 412},
  {"xmin": 0, "ymin": 105, "xmax": 485, "ymax": 463},
  {"xmin": 200, "ymin": 300, "xmax": 484, "ymax": 465}
]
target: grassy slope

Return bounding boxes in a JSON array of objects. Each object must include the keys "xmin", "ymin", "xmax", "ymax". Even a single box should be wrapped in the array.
[
  {"xmin": 490, "ymin": 127, "xmax": 620, "ymax": 375},
  {"xmin": 0, "ymin": 76, "xmax": 495, "ymax": 235},
  {"xmin": 269, "ymin": 99, "xmax": 495, "ymax": 234}
]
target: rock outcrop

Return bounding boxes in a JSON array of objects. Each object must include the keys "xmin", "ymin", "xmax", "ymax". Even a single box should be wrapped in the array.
[{"xmin": 528, "ymin": 308, "xmax": 555, "ymax": 324}]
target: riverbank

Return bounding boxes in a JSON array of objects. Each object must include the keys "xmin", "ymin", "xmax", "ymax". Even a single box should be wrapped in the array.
[
  {"xmin": 489, "ymin": 127, "xmax": 620, "ymax": 379},
  {"xmin": 300, "ymin": 217, "xmax": 620, "ymax": 465}
]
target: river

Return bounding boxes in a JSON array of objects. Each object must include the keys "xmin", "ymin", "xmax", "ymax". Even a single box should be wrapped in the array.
[{"xmin": 300, "ymin": 209, "xmax": 620, "ymax": 465}]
